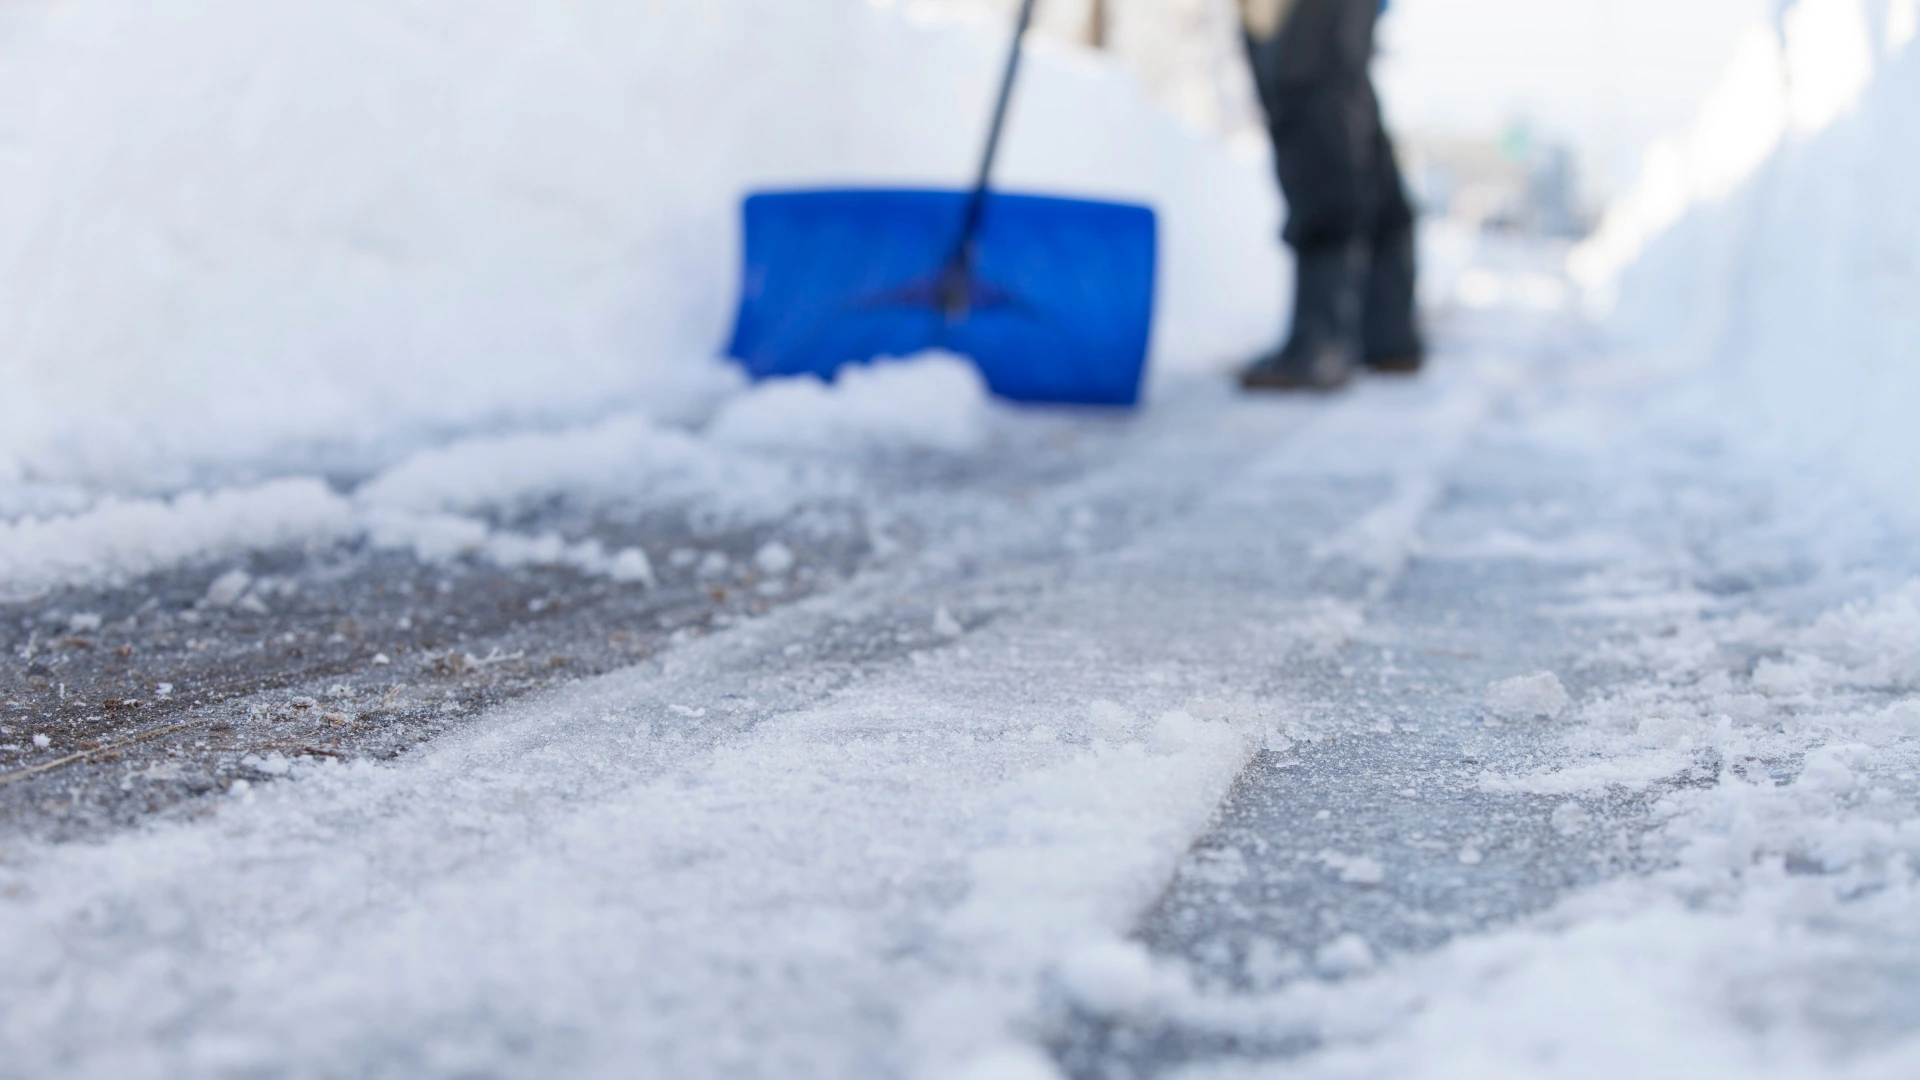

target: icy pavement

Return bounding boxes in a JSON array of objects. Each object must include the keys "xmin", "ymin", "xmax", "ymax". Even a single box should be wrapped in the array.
[{"xmin": 3, "ymin": 301, "xmax": 1919, "ymax": 1078}]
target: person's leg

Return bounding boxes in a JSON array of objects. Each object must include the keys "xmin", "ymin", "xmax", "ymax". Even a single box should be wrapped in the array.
[
  {"xmin": 1359, "ymin": 86, "xmax": 1423, "ymax": 372},
  {"xmin": 1240, "ymin": 0, "xmax": 1380, "ymax": 390}
]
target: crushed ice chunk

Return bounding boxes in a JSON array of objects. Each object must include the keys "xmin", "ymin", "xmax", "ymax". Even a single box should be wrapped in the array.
[
  {"xmin": 1056, "ymin": 939, "xmax": 1159, "ymax": 1017},
  {"xmin": 1486, "ymin": 671, "xmax": 1569, "ymax": 719},
  {"xmin": 1798, "ymin": 744, "xmax": 1867, "ymax": 794},
  {"xmin": 609, "ymin": 547, "xmax": 657, "ymax": 587},
  {"xmin": 753, "ymin": 541, "xmax": 795, "ymax": 576},
  {"xmin": 1550, "ymin": 801, "xmax": 1591, "ymax": 835},
  {"xmin": 240, "ymin": 752, "xmax": 292, "ymax": 777},
  {"xmin": 932, "ymin": 607, "xmax": 963, "ymax": 638},
  {"xmin": 202, "ymin": 569, "xmax": 253, "ymax": 608},
  {"xmin": 1317, "ymin": 850, "xmax": 1385, "ymax": 885},
  {"xmin": 1636, "ymin": 715, "xmax": 1694, "ymax": 749},
  {"xmin": 1185, "ymin": 846, "xmax": 1248, "ymax": 887},
  {"xmin": 1314, "ymin": 933, "xmax": 1375, "ymax": 977}
]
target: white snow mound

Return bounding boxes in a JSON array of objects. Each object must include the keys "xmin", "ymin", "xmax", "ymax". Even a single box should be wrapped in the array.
[
  {"xmin": 708, "ymin": 353, "xmax": 992, "ymax": 454},
  {"xmin": 1485, "ymin": 672, "xmax": 1571, "ymax": 720}
]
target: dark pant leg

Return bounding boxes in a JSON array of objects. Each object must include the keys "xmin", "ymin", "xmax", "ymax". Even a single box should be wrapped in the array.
[{"xmin": 1243, "ymin": 0, "xmax": 1381, "ymax": 251}]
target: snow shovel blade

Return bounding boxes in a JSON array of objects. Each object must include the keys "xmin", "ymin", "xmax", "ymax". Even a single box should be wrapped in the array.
[{"xmin": 725, "ymin": 189, "xmax": 1156, "ymax": 407}]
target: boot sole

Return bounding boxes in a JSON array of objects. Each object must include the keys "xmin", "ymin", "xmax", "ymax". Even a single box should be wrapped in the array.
[
  {"xmin": 1364, "ymin": 355, "xmax": 1423, "ymax": 375},
  {"xmin": 1238, "ymin": 368, "xmax": 1352, "ymax": 392}
]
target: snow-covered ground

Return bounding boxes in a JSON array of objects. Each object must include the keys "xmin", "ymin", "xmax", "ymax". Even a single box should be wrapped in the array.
[{"xmin": 2, "ymin": 0, "xmax": 1917, "ymax": 1077}]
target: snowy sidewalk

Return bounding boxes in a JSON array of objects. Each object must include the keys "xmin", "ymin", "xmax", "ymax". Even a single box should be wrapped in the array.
[{"xmin": 3, "ymin": 297, "xmax": 1919, "ymax": 1079}]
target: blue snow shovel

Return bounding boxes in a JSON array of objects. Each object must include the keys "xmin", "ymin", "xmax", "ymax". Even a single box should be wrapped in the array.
[{"xmin": 724, "ymin": 0, "xmax": 1157, "ymax": 407}]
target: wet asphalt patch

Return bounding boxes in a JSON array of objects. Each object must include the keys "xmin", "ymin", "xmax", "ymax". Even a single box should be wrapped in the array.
[{"xmin": 0, "ymin": 508, "xmax": 872, "ymax": 843}]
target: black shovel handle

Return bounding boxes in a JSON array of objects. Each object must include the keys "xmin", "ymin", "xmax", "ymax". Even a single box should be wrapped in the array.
[{"xmin": 942, "ymin": 0, "xmax": 1039, "ymax": 317}]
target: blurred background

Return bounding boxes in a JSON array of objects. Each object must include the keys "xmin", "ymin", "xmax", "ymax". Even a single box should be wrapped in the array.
[{"xmin": 908, "ymin": 0, "xmax": 1772, "ymax": 232}]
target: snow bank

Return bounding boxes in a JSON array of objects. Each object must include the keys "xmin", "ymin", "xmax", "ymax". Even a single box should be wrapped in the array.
[
  {"xmin": 1575, "ymin": 0, "xmax": 1920, "ymax": 523},
  {"xmin": 0, "ymin": 479, "xmax": 357, "ymax": 600},
  {"xmin": 0, "ymin": 406, "xmax": 826, "ymax": 600},
  {"xmin": 0, "ymin": 0, "xmax": 1279, "ymax": 500}
]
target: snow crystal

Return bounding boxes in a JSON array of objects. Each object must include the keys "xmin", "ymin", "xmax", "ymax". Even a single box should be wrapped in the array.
[
  {"xmin": 31, "ymin": 733, "xmax": 50, "ymax": 749},
  {"xmin": 1485, "ymin": 672, "xmax": 1570, "ymax": 720}
]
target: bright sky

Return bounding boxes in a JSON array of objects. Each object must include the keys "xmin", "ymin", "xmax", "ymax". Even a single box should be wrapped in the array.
[{"xmin": 1374, "ymin": 0, "xmax": 1775, "ymax": 197}]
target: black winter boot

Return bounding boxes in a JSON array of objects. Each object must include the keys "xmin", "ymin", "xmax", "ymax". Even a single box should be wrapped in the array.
[
  {"xmin": 1240, "ymin": 242, "xmax": 1367, "ymax": 392},
  {"xmin": 1361, "ymin": 224, "xmax": 1422, "ymax": 373}
]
